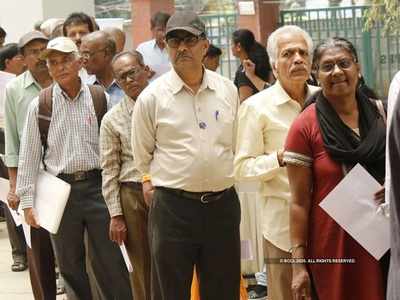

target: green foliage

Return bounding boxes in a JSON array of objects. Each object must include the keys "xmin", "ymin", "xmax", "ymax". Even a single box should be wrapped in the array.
[{"xmin": 364, "ymin": 0, "xmax": 400, "ymax": 33}]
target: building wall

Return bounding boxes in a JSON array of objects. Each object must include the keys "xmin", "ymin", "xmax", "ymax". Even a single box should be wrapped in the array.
[{"xmin": 0, "ymin": 0, "xmax": 95, "ymax": 43}]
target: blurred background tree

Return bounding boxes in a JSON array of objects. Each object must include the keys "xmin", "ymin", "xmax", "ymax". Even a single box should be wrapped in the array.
[{"xmin": 364, "ymin": 0, "xmax": 400, "ymax": 32}]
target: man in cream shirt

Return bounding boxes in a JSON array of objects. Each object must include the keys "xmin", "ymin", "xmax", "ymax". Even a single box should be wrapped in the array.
[
  {"xmin": 132, "ymin": 11, "xmax": 240, "ymax": 300},
  {"xmin": 234, "ymin": 25, "xmax": 319, "ymax": 300}
]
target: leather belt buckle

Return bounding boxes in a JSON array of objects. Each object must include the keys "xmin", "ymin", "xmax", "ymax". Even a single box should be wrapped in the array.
[
  {"xmin": 74, "ymin": 171, "xmax": 87, "ymax": 182},
  {"xmin": 200, "ymin": 192, "xmax": 214, "ymax": 204}
]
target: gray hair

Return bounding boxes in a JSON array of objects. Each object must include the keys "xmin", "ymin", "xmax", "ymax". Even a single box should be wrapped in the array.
[
  {"xmin": 111, "ymin": 50, "xmax": 145, "ymax": 67},
  {"xmin": 267, "ymin": 25, "xmax": 313, "ymax": 67}
]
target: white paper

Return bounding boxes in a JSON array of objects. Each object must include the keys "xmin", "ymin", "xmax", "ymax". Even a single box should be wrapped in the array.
[
  {"xmin": 34, "ymin": 170, "xmax": 71, "ymax": 234},
  {"xmin": 319, "ymin": 164, "xmax": 389, "ymax": 260},
  {"xmin": 0, "ymin": 177, "xmax": 22, "ymax": 226},
  {"xmin": 21, "ymin": 222, "xmax": 31, "ymax": 248},
  {"xmin": 120, "ymin": 243, "xmax": 133, "ymax": 273}
]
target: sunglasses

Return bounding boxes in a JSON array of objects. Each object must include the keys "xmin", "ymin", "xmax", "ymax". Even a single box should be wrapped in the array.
[{"xmin": 165, "ymin": 34, "xmax": 204, "ymax": 48}]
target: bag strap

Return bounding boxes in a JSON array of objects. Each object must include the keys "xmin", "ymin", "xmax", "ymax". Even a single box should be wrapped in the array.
[
  {"xmin": 37, "ymin": 84, "xmax": 107, "ymax": 169},
  {"xmin": 88, "ymin": 85, "xmax": 107, "ymax": 128},
  {"xmin": 38, "ymin": 85, "xmax": 53, "ymax": 169}
]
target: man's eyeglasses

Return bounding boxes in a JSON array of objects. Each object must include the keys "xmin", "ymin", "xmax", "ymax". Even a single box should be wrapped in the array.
[
  {"xmin": 319, "ymin": 58, "xmax": 355, "ymax": 73},
  {"xmin": 80, "ymin": 48, "xmax": 107, "ymax": 59},
  {"xmin": 116, "ymin": 67, "xmax": 143, "ymax": 82},
  {"xmin": 165, "ymin": 34, "xmax": 204, "ymax": 48}
]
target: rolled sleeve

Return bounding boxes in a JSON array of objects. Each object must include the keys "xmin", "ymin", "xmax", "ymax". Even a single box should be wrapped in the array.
[
  {"xmin": 234, "ymin": 102, "xmax": 281, "ymax": 181},
  {"xmin": 16, "ymin": 98, "xmax": 42, "ymax": 209},
  {"xmin": 4, "ymin": 86, "xmax": 20, "ymax": 167},
  {"xmin": 99, "ymin": 114, "xmax": 123, "ymax": 217},
  {"xmin": 131, "ymin": 92, "xmax": 156, "ymax": 175}
]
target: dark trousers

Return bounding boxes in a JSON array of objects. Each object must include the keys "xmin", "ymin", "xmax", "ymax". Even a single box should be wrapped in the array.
[
  {"xmin": 4, "ymin": 206, "xmax": 27, "ymax": 263},
  {"xmin": 121, "ymin": 183, "xmax": 151, "ymax": 300},
  {"xmin": 0, "ymin": 144, "xmax": 56, "ymax": 300},
  {"xmin": 150, "ymin": 186, "xmax": 241, "ymax": 300},
  {"xmin": 28, "ymin": 227, "xmax": 57, "ymax": 300},
  {"xmin": 51, "ymin": 176, "xmax": 132, "ymax": 300},
  {"xmin": 0, "ymin": 154, "xmax": 27, "ymax": 264}
]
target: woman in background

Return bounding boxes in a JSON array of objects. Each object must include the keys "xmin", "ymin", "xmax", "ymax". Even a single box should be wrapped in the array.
[{"xmin": 231, "ymin": 29, "xmax": 272, "ymax": 101}]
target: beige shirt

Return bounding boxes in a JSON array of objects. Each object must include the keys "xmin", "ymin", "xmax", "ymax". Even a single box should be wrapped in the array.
[
  {"xmin": 100, "ymin": 94, "xmax": 141, "ymax": 217},
  {"xmin": 132, "ymin": 68, "xmax": 239, "ymax": 192},
  {"xmin": 234, "ymin": 81, "xmax": 319, "ymax": 251}
]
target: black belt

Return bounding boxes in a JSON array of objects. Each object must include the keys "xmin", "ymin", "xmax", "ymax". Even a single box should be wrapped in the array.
[
  {"xmin": 121, "ymin": 181, "xmax": 142, "ymax": 190},
  {"xmin": 158, "ymin": 186, "xmax": 230, "ymax": 203},
  {"xmin": 58, "ymin": 169, "xmax": 101, "ymax": 183}
]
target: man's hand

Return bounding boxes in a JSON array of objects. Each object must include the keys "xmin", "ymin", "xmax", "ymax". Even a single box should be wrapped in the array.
[
  {"xmin": 277, "ymin": 150, "xmax": 285, "ymax": 167},
  {"xmin": 23, "ymin": 208, "xmax": 40, "ymax": 228},
  {"xmin": 7, "ymin": 189, "xmax": 20, "ymax": 210},
  {"xmin": 109, "ymin": 215, "xmax": 127, "ymax": 245},
  {"xmin": 142, "ymin": 181, "xmax": 154, "ymax": 207}
]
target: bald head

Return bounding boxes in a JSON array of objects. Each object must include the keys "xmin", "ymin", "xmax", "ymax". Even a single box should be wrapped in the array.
[
  {"xmin": 103, "ymin": 27, "xmax": 126, "ymax": 53},
  {"xmin": 80, "ymin": 31, "xmax": 116, "ymax": 75}
]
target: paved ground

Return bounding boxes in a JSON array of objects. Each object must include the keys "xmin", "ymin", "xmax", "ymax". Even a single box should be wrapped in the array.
[{"xmin": 0, "ymin": 221, "xmax": 65, "ymax": 300}]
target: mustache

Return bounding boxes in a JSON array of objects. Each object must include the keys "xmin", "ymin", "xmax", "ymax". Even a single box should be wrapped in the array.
[
  {"xmin": 176, "ymin": 51, "xmax": 191, "ymax": 60},
  {"xmin": 291, "ymin": 66, "xmax": 307, "ymax": 73}
]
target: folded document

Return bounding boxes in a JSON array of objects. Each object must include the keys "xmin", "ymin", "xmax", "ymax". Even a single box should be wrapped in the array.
[{"xmin": 319, "ymin": 164, "xmax": 389, "ymax": 260}]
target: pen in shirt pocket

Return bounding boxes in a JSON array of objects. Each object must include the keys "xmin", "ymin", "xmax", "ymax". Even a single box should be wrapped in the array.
[{"xmin": 215, "ymin": 110, "xmax": 219, "ymax": 121}]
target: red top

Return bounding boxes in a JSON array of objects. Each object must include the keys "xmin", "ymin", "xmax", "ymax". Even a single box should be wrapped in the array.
[{"xmin": 285, "ymin": 104, "xmax": 385, "ymax": 300}]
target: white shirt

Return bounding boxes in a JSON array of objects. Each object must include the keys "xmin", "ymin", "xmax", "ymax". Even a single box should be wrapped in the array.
[
  {"xmin": 132, "ymin": 68, "xmax": 239, "ymax": 192},
  {"xmin": 234, "ymin": 81, "xmax": 320, "ymax": 251},
  {"xmin": 0, "ymin": 71, "xmax": 15, "ymax": 128},
  {"xmin": 136, "ymin": 39, "xmax": 171, "ymax": 81},
  {"xmin": 16, "ymin": 83, "xmax": 103, "ymax": 209},
  {"xmin": 385, "ymin": 71, "xmax": 400, "ymax": 204}
]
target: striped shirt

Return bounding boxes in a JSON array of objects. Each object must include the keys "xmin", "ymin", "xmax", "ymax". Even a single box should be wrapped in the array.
[
  {"xmin": 16, "ymin": 82, "xmax": 104, "ymax": 209},
  {"xmin": 100, "ymin": 94, "xmax": 141, "ymax": 217}
]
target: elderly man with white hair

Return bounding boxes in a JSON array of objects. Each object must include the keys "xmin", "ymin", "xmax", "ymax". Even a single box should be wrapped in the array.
[
  {"xmin": 234, "ymin": 25, "xmax": 319, "ymax": 300},
  {"xmin": 15, "ymin": 36, "xmax": 132, "ymax": 300}
]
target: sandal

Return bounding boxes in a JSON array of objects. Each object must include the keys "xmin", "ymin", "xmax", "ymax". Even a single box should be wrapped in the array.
[{"xmin": 11, "ymin": 261, "xmax": 28, "ymax": 272}]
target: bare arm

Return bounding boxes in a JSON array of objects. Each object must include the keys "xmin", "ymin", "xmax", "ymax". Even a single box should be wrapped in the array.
[
  {"xmin": 243, "ymin": 59, "xmax": 270, "ymax": 92},
  {"xmin": 238, "ymin": 85, "xmax": 254, "ymax": 103},
  {"xmin": 286, "ymin": 163, "xmax": 313, "ymax": 300}
]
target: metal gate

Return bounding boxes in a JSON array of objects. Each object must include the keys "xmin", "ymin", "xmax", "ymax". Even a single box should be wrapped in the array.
[
  {"xmin": 281, "ymin": 5, "xmax": 398, "ymax": 98},
  {"xmin": 201, "ymin": 13, "xmax": 239, "ymax": 79}
]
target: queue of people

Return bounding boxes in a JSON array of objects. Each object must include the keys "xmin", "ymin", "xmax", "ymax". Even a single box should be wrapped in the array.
[{"xmin": 0, "ymin": 7, "xmax": 399, "ymax": 300}]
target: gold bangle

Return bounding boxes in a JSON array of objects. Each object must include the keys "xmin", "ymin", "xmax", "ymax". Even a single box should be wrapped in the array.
[
  {"xmin": 289, "ymin": 244, "xmax": 307, "ymax": 254},
  {"xmin": 142, "ymin": 174, "xmax": 152, "ymax": 183}
]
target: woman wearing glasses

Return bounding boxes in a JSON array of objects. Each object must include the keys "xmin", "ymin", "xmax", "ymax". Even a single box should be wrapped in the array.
[{"xmin": 283, "ymin": 37, "xmax": 388, "ymax": 299}]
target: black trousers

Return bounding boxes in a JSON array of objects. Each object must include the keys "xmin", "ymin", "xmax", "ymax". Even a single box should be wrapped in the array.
[
  {"xmin": 51, "ymin": 175, "xmax": 132, "ymax": 300},
  {"xmin": 150, "ymin": 186, "xmax": 241, "ymax": 300}
]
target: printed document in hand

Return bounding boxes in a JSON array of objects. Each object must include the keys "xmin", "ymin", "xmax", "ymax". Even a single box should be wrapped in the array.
[
  {"xmin": 0, "ymin": 177, "xmax": 22, "ymax": 226},
  {"xmin": 319, "ymin": 163, "xmax": 389, "ymax": 260},
  {"xmin": 34, "ymin": 170, "xmax": 71, "ymax": 234},
  {"xmin": 120, "ymin": 243, "xmax": 133, "ymax": 272}
]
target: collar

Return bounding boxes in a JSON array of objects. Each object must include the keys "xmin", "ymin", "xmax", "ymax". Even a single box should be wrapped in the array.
[
  {"xmin": 94, "ymin": 77, "xmax": 119, "ymax": 91},
  {"xmin": 151, "ymin": 39, "xmax": 165, "ymax": 51},
  {"xmin": 54, "ymin": 79, "xmax": 85, "ymax": 102},
  {"xmin": 123, "ymin": 94, "xmax": 135, "ymax": 115},
  {"xmin": 273, "ymin": 80, "xmax": 316, "ymax": 106},
  {"xmin": 23, "ymin": 70, "xmax": 42, "ymax": 89},
  {"xmin": 168, "ymin": 67, "xmax": 217, "ymax": 95}
]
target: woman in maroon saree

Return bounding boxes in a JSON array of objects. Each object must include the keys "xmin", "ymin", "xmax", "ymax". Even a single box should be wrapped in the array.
[{"xmin": 284, "ymin": 37, "xmax": 388, "ymax": 300}]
